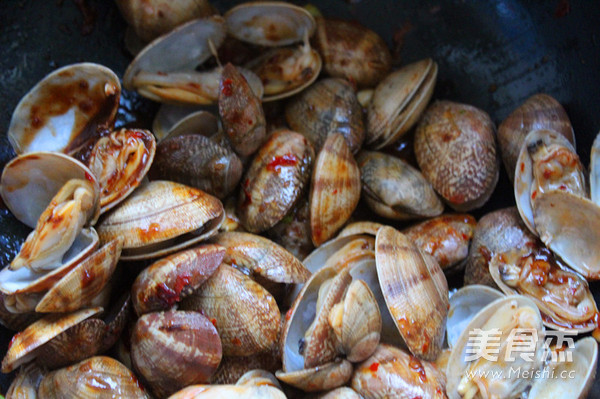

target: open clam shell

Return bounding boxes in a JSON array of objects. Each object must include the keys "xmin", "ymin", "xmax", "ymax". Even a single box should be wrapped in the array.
[
  {"xmin": 96, "ymin": 180, "xmax": 224, "ymax": 260},
  {"xmin": 88, "ymin": 128, "xmax": 156, "ymax": 214},
  {"xmin": 35, "ymin": 237, "xmax": 123, "ymax": 313},
  {"xmin": 446, "ymin": 285, "xmax": 504, "ymax": 348},
  {"xmin": 1, "ymin": 307, "xmax": 102, "ymax": 373},
  {"xmin": 225, "ymin": 2, "xmax": 316, "ymax": 47},
  {"xmin": 7, "ymin": 63, "xmax": 120, "ymax": 156},
  {"xmin": 446, "ymin": 295, "xmax": 544, "ymax": 399},
  {"xmin": 1, "ymin": 151, "xmax": 100, "ymax": 229},
  {"xmin": 533, "ymin": 191, "xmax": 600, "ymax": 280},
  {"xmin": 152, "ymin": 105, "xmax": 213, "ymax": 142},
  {"xmin": 375, "ymin": 226, "xmax": 448, "ymax": 361},
  {"xmin": 514, "ymin": 129, "xmax": 587, "ymax": 234},
  {"xmin": 367, "ymin": 58, "xmax": 437, "ymax": 149}
]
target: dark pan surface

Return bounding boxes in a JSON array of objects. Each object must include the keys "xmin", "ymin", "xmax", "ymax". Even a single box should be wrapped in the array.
[{"xmin": 1, "ymin": 0, "xmax": 599, "ymax": 395}]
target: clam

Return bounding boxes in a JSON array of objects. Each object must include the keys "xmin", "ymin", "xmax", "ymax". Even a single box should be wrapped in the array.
[
  {"xmin": 447, "ymin": 296, "xmax": 545, "ymax": 399},
  {"xmin": 528, "ymin": 336, "xmax": 598, "ymax": 399},
  {"xmin": 6, "ymin": 364, "xmax": 45, "ymax": 398},
  {"xmin": 367, "ymin": 59, "xmax": 437, "ymax": 149},
  {"xmin": 0, "ymin": 293, "xmax": 40, "ymax": 331},
  {"xmin": 1, "ymin": 307, "xmax": 102, "ymax": 373},
  {"xmin": 591, "ymin": 131, "xmax": 600, "ymax": 205},
  {"xmin": 267, "ymin": 197, "xmax": 314, "ymax": 260},
  {"xmin": 152, "ymin": 105, "xmax": 214, "ymax": 142},
  {"xmin": 225, "ymin": 1, "xmax": 316, "ymax": 47},
  {"xmin": 180, "ymin": 263, "xmax": 281, "ymax": 356},
  {"xmin": 313, "ymin": 17, "xmax": 392, "ymax": 88},
  {"xmin": 463, "ymin": 207, "xmax": 537, "ymax": 287},
  {"xmin": 218, "ymin": 63, "xmax": 267, "ymax": 157},
  {"xmin": 150, "ymin": 126, "xmax": 243, "ymax": 199},
  {"xmin": 238, "ymin": 130, "xmax": 314, "ymax": 233},
  {"xmin": 38, "ymin": 356, "xmax": 149, "ymax": 398},
  {"xmin": 87, "ymin": 128, "xmax": 156, "ymax": 213},
  {"xmin": 7, "ymin": 63, "xmax": 120, "ymax": 156},
  {"xmin": 208, "ymin": 231, "xmax": 310, "ymax": 284},
  {"xmin": 275, "ymin": 359, "xmax": 353, "ymax": 393},
  {"xmin": 351, "ymin": 344, "xmax": 447, "ymax": 399},
  {"xmin": 514, "ymin": 129, "xmax": 587, "ymax": 234},
  {"xmin": 446, "ymin": 285, "xmax": 504, "ymax": 348},
  {"xmin": 236, "ymin": 369, "xmax": 281, "ymax": 388},
  {"xmin": 131, "ymin": 309, "xmax": 222, "ymax": 397},
  {"xmin": 318, "ymin": 387, "xmax": 362, "ymax": 399},
  {"xmin": 498, "ymin": 93, "xmax": 574, "ymax": 182},
  {"xmin": 131, "ymin": 244, "xmax": 225, "ymax": 315},
  {"xmin": 285, "ymin": 78, "xmax": 365, "ymax": 154},
  {"xmin": 337, "ymin": 221, "xmax": 384, "ymax": 238},
  {"xmin": 309, "ymin": 133, "xmax": 361, "ymax": 246},
  {"xmin": 245, "ymin": 39, "xmax": 322, "ymax": 102},
  {"xmin": 414, "ymin": 100, "xmax": 499, "ymax": 211},
  {"xmin": 489, "ymin": 243, "xmax": 598, "ymax": 332},
  {"xmin": 533, "ymin": 191, "xmax": 600, "ymax": 280},
  {"xmin": 357, "ymin": 150, "xmax": 444, "ymax": 220},
  {"xmin": 96, "ymin": 180, "xmax": 224, "ymax": 260},
  {"xmin": 404, "ymin": 214, "xmax": 476, "ymax": 272},
  {"xmin": 375, "ymin": 226, "xmax": 448, "ymax": 361},
  {"xmin": 115, "ymin": 0, "xmax": 217, "ymax": 42},
  {"xmin": 169, "ymin": 384, "xmax": 286, "ymax": 399}
]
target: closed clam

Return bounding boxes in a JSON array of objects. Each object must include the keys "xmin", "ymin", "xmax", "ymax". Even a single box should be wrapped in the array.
[
  {"xmin": 367, "ymin": 59, "xmax": 437, "ymax": 149},
  {"xmin": 87, "ymin": 128, "xmax": 156, "ymax": 213},
  {"xmin": 7, "ymin": 63, "xmax": 120, "ymax": 156},
  {"xmin": 358, "ymin": 150, "xmax": 444, "ymax": 220},
  {"xmin": 131, "ymin": 244, "xmax": 225, "ymax": 315},
  {"xmin": 498, "ymin": 93, "xmax": 574, "ymax": 182},
  {"xmin": 115, "ymin": 0, "xmax": 216, "ymax": 43},
  {"xmin": 309, "ymin": 133, "xmax": 361, "ymax": 246},
  {"xmin": 131, "ymin": 309, "xmax": 222, "ymax": 397},
  {"xmin": 219, "ymin": 63, "xmax": 267, "ymax": 157},
  {"xmin": 404, "ymin": 214, "xmax": 476, "ymax": 272},
  {"xmin": 489, "ymin": 243, "xmax": 598, "ymax": 332},
  {"xmin": 180, "ymin": 263, "xmax": 281, "ymax": 356},
  {"xmin": 238, "ymin": 130, "xmax": 314, "ymax": 233},
  {"xmin": 96, "ymin": 180, "xmax": 224, "ymax": 260},
  {"xmin": 375, "ymin": 226, "xmax": 448, "ymax": 361},
  {"xmin": 351, "ymin": 344, "xmax": 447, "ymax": 399},
  {"xmin": 415, "ymin": 100, "xmax": 499, "ymax": 211},
  {"xmin": 313, "ymin": 18, "xmax": 391, "ymax": 88},
  {"xmin": 463, "ymin": 207, "xmax": 536, "ymax": 287},
  {"xmin": 38, "ymin": 356, "xmax": 148, "ymax": 398},
  {"xmin": 285, "ymin": 78, "xmax": 365, "ymax": 154}
]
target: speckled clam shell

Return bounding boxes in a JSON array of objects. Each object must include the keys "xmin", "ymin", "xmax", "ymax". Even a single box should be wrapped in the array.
[
  {"xmin": 131, "ymin": 310, "xmax": 222, "ymax": 397},
  {"xmin": 180, "ymin": 264, "xmax": 281, "ymax": 356},
  {"xmin": 209, "ymin": 231, "xmax": 310, "ymax": 284},
  {"xmin": 414, "ymin": 100, "xmax": 499, "ymax": 211},
  {"xmin": 131, "ymin": 244, "xmax": 225, "ymax": 315},
  {"xmin": 309, "ymin": 133, "xmax": 361, "ymax": 246},
  {"xmin": 285, "ymin": 78, "xmax": 365, "ymax": 154},
  {"xmin": 498, "ymin": 93, "xmax": 574, "ymax": 183},
  {"xmin": 238, "ymin": 130, "xmax": 314, "ymax": 233},
  {"xmin": 38, "ymin": 356, "xmax": 149, "ymax": 398},
  {"xmin": 275, "ymin": 359, "xmax": 353, "ymax": 392},
  {"xmin": 96, "ymin": 180, "xmax": 224, "ymax": 260},
  {"xmin": 375, "ymin": 226, "xmax": 448, "ymax": 361}
]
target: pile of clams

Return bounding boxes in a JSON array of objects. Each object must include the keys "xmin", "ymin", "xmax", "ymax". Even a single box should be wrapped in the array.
[{"xmin": 1, "ymin": 1, "xmax": 599, "ymax": 398}]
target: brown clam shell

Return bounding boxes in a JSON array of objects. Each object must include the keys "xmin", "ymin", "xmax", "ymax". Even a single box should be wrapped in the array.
[
  {"xmin": 38, "ymin": 356, "xmax": 149, "ymax": 398},
  {"xmin": 313, "ymin": 18, "xmax": 391, "ymax": 88},
  {"xmin": 285, "ymin": 78, "xmax": 365, "ymax": 154},
  {"xmin": 35, "ymin": 238, "xmax": 123, "ymax": 313},
  {"xmin": 209, "ymin": 231, "xmax": 310, "ymax": 284},
  {"xmin": 88, "ymin": 128, "xmax": 156, "ymax": 214},
  {"xmin": 132, "ymin": 244, "xmax": 225, "ymax": 315},
  {"xmin": 6, "ymin": 363, "xmax": 45, "ymax": 398},
  {"xmin": 403, "ymin": 214, "xmax": 476, "ymax": 272},
  {"xmin": 310, "ymin": 133, "xmax": 361, "ymax": 246},
  {"xmin": 375, "ymin": 226, "xmax": 448, "ymax": 361},
  {"xmin": 414, "ymin": 100, "xmax": 499, "ymax": 211},
  {"xmin": 219, "ymin": 63, "xmax": 267, "ymax": 157},
  {"xmin": 351, "ymin": 344, "xmax": 447, "ymax": 398},
  {"xmin": 131, "ymin": 310, "xmax": 222, "ymax": 398},
  {"xmin": 463, "ymin": 207, "xmax": 536, "ymax": 287},
  {"xmin": 498, "ymin": 93, "xmax": 574, "ymax": 182},
  {"xmin": 238, "ymin": 130, "xmax": 314, "ymax": 233},
  {"xmin": 0, "ymin": 292, "xmax": 40, "ymax": 331},
  {"xmin": 267, "ymin": 196, "xmax": 314, "ymax": 260},
  {"xmin": 97, "ymin": 180, "xmax": 224, "ymax": 260},
  {"xmin": 275, "ymin": 359, "xmax": 353, "ymax": 392},
  {"xmin": 180, "ymin": 263, "xmax": 281, "ymax": 356}
]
